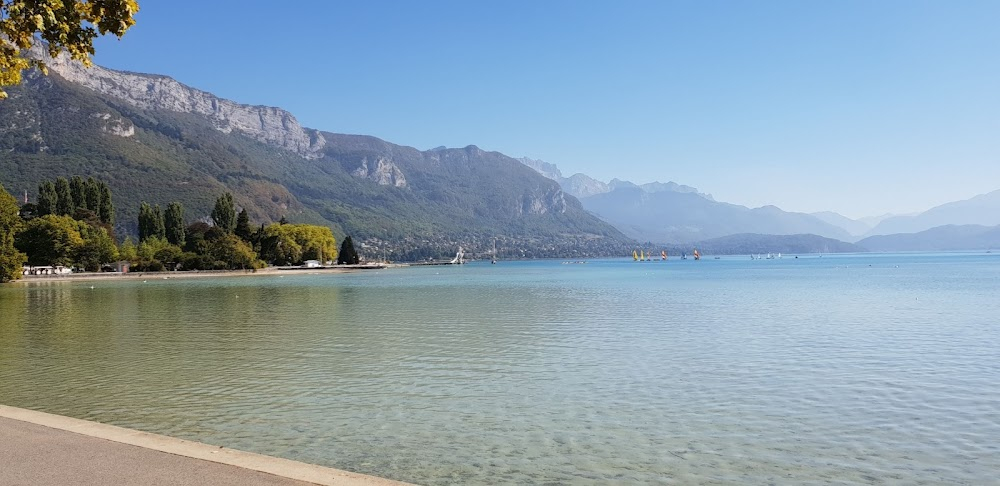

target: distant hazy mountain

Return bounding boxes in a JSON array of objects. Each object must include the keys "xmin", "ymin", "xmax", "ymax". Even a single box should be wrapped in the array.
[
  {"xmin": 517, "ymin": 159, "xmax": 866, "ymax": 244},
  {"xmin": 516, "ymin": 157, "xmax": 562, "ymax": 181},
  {"xmin": 518, "ymin": 161, "xmax": 709, "ymax": 201},
  {"xmin": 865, "ymin": 190, "xmax": 1000, "ymax": 236},
  {"xmin": 857, "ymin": 224, "xmax": 1000, "ymax": 252},
  {"xmin": 691, "ymin": 233, "xmax": 863, "ymax": 255},
  {"xmin": 578, "ymin": 187, "xmax": 853, "ymax": 243},
  {"xmin": 858, "ymin": 213, "xmax": 898, "ymax": 228},
  {"xmin": 810, "ymin": 211, "xmax": 872, "ymax": 238},
  {"xmin": 560, "ymin": 173, "xmax": 610, "ymax": 199}
]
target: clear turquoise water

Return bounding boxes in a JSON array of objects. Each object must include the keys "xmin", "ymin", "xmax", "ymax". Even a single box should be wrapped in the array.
[{"xmin": 1, "ymin": 253, "xmax": 998, "ymax": 484}]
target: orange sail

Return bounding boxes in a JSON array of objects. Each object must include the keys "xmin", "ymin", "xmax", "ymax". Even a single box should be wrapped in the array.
[{"xmin": 693, "ymin": 249, "xmax": 701, "ymax": 260}]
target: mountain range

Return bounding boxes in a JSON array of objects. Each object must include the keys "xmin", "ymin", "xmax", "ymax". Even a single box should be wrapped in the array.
[
  {"xmin": 519, "ymin": 163, "xmax": 854, "ymax": 243},
  {"xmin": 857, "ymin": 224, "xmax": 1000, "ymax": 252},
  {"xmin": 0, "ymin": 46, "xmax": 632, "ymax": 260},
  {"xmin": 3, "ymin": 45, "xmax": 997, "ymax": 257},
  {"xmin": 519, "ymin": 158, "xmax": 1000, "ymax": 248}
]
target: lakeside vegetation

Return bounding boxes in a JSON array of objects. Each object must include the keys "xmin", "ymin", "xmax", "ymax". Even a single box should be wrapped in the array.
[{"xmin": 0, "ymin": 178, "xmax": 349, "ymax": 282}]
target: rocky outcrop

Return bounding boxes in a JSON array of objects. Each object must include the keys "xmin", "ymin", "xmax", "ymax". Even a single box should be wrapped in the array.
[
  {"xmin": 28, "ymin": 44, "xmax": 326, "ymax": 158},
  {"xmin": 352, "ymin": 156, "xmax": 407, "ymax": 187},
  {"xmin": 521, "ymin": 187, "xmax": 567, "ymax": 215},
  {"xmin": 90, "ymin": 112, "xmax": 134, "ymax": 137}
]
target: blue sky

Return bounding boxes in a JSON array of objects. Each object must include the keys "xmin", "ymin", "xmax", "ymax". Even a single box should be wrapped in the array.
[{"xmin": 92, "ymin": 1, "xmax": 1000, "ymax": 219}]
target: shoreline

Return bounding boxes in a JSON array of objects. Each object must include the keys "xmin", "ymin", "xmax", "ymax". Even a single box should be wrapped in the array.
[
  {"xmin": 0, "ymin": 404, "xmax": 411, "ymax": 485},
  {"xmin": 11, "ymin": 264, "xmax": 400, "ymax": 284}
]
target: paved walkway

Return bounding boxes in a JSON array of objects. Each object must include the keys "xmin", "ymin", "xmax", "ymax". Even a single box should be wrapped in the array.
[{"xmin": 0, "ymin": 405, "xmax": 411, "ymax": 486}]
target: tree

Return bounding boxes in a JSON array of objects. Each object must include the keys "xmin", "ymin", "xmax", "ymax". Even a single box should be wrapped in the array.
[
  {"xmin": 164, "ymin": 202, "xmax": 185, "ymax": 247},
  {"xmin": 261, "ymin": 223, "xmax": 337, "ymax": 266},
  {"xmin": 76, "ymin": 224, "xmax": 118, "ymax": 271},
  {"xmin": 85, "ymin": 177, "xmax": 101, "ymax": 213},
  {"xmin": 234, "ymin": 208, "xmax": 251, "ymax": 242},
  {"xmin": 137, "ymin": 202, "xmax": 165, "ymax": 242},
  {"xmin": 137, "ymin": 202, "xmax": 153, "ymax": 241},
  {"xmin": 1, "ymin": 183, "xmax": 27, "ymax": 282},
  {"xmin": 70, "ymin": 175, "xmax": 87, "ymax": 210},
  {"xmin": 152, "ymin": 204, "xmax": 165, "ymax": 240},
  {"xmin": 36, "ymin": 181, "xmax": 56, "ymax": 216},
  {"xmin": 118, "ymin": 236, "xmax": 137, "ymax": 262},
  {"xmin": 54, "ymin": 177, "xmax": 72, "ymax": 215},
  {"xmin": 208, "ymin": 233, "xmax": 261, "ymax": 270},
  {"xmin": 337, "ymin": 236, "xmax": 359, "ymax": 265},
  {"xmin": 0, "ymin": 0, "xmax": 139, "ymax": 99},
  {"xmin": 15, "ymin": 214, "xmax": 85, "ymax": 267},
  {"xmin": 98, "ymin": 182, "xmax": 114, "ymax": 225},
  {"xmin": 211, "ymin": 192, "xmax": 236, "ymax": 233},
  {"xmin": 136, "ymin": 236, "xmax": 181, "ymax": 266}
]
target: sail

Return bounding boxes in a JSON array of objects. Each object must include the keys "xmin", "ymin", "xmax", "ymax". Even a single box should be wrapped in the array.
[
  {"xmin": 661, "ymin": 250, "xmax": 666, "ymax": 260},
  {"xmin": 633, "ymin": 250, "xmax": 638, "ymax": 261},
  {"xmin": 640, "ymin": 250, "xmax": 645, "ymax": 261},
  {"xmin": 693, "ymin": 249, "xmax": 701, "ymax": 260}
]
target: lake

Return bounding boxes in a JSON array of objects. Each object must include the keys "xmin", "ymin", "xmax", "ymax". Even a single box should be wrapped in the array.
[{"xmin": 1, "ymin": 253, "xmax": 998, "ymax": 484}]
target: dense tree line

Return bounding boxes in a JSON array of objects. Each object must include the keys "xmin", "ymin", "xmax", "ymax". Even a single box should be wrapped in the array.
[
  {"xmin": 130, "ymin": 193, "xmax": 340, "ymax": 271},
  {"xmin": 33, "ymin": 176, "xmax": 115, "ymax": 225},
  {"xmin": 2, "ymin": 177, "xmax": 120, "ymax": 279},
  {"xmin": 1, "ymin": 184, "xmax": 346, "ymax": 282}
]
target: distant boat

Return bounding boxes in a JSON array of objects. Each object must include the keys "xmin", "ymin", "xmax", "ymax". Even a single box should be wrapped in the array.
[
  {"xmin": 640, "ymin": 250, "xmax": 646, "ymax": 261},
  {"xmin": 633, "ymin": 250, "xmax": 638, "ymax": 261},
  {"xmin": 693, "ymin": 249, "xmax": 701, "ymax": 261},
  {"xmin": 682, "ymin": 252, "xmax": 687, "ymax": 260},
  {"xmin": 491, "ymin": 238, "xmax": 497, "ymax": 264},
  {"xmin": 661, "ymin": 250, "xmax": 667, "ymax": 261}
]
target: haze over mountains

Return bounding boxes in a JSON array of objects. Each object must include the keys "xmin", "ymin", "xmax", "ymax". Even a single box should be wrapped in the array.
[
  {"xmin": 519, "ymin": 158, "xmax": 1000, "ymax": 250},
  {"xmin": 2, "ymin": 46, "xmax": 997, "ymax": 257}
]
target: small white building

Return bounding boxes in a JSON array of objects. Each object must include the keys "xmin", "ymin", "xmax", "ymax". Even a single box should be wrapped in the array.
[{"xmin": 303, "ymin": 260, "xmax": 322, "ymax": 268}]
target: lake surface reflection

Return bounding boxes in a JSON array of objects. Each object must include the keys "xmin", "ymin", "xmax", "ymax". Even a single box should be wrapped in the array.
[{"xmin": 2, "ymin": 254, "xmax": 999, "ymax": 484}]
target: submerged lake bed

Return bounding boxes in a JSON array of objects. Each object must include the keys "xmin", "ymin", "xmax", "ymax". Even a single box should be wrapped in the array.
[{"xmin": 2, "ymin": 253, "xmax": 999, "ymax": 484}]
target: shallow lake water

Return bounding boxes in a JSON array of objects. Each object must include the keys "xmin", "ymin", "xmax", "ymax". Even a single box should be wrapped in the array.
[{"xmin": 2, "ymin": 253, "xmax": 998, "ymax": 484}]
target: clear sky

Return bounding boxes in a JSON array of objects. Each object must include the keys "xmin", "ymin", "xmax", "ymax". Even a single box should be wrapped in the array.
[{"xmin": 91, "ymin": 1, "xmax": 1000, "ymax": 219}]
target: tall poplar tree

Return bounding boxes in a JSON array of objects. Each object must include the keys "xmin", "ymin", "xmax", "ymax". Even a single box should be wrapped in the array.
[
  {"xmin": 138, "ymin": 202, "xmax": 154, "ymax": 242},
  {"xmin": 152, "ymin": 204, "xmax": 166, "ymax": 240},
  {"xmin": 70, "ymin": 176, "xmax": 87, "ymax": 211},
  {"xmin": 36, "ymin": 181, "xmax": 57, "ymax": 216},
  {"xmin": 98, "ymin": 182, "xmax": 114, "ymax": 225},
  {"xmin": 235, "ymin": 209, "xmax": 251, "ymax": 242},
  {"xmin": 164, "ymin": 202, "xmax": 185, "ymax": 247},
  {"xmin": 54, "ymin": 177, "xmax": 72, "ymax": 215},
  {"xmin": 211, "ymin": 192, "xmax": 236, "ymax": 233},
  {"xmin": 85, "ymin": 177, "xmax": 101, "ymax": 212}
]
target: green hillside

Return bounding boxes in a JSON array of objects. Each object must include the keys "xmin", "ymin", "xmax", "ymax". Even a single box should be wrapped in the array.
[{"xmin": 0, "ymin": 70, "xmax": 630, "ymax": 260}]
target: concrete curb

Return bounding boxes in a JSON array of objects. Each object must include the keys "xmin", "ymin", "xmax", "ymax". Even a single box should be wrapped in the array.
[{"xmin": 0, "ymin": 405, "xmax": 412, "ymax": 486}]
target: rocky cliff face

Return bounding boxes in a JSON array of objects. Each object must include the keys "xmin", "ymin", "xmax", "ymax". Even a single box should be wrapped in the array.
[
  {"xmin": 352, "ymin": 156, "xmax": 407, "ymax": 187},
  {"xmin": 29, "ymin": 44, "xmax": 326, "ymax": 159}
]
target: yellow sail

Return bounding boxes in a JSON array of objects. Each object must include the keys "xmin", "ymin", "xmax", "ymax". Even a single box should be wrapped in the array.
[
  {"xmin": 633, "ymin": 250, "xmax": 638, "ymax": 261},
  {"xmin": 640, "ymin": 250, "xmax": 645, "ymax": 261}
]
